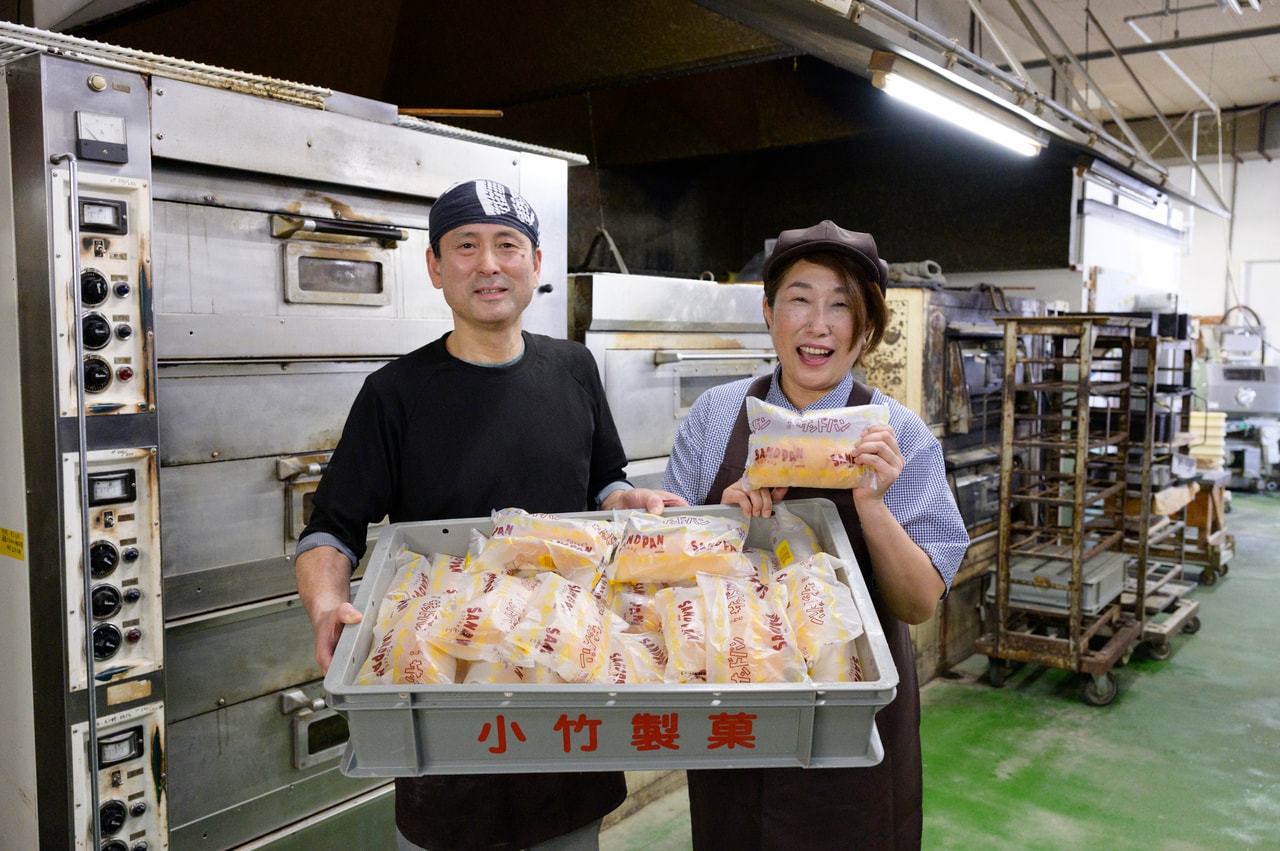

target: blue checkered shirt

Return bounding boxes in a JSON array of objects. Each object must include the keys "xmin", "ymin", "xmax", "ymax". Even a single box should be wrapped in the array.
[{"xmin": 662, "ymin": 369, "xmax": 968, "ymax": 591}]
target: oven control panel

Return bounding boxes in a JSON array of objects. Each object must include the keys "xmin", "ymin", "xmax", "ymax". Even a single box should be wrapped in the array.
[
  {"xmin": 64, "ymin": 448, "xmax": 163, "ymax": 692},
  {"xmin": 52, "ymin": 169, "xmax": 153, "ymax": 417},
  {"xmin": 72, "ymin": 702, "xmax": 168, "ymax": 851}
]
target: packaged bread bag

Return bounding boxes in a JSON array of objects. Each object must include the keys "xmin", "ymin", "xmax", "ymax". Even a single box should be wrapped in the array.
[{"xmin": 744, "ymin": 397, "xmax": 890, "ymax": 490}]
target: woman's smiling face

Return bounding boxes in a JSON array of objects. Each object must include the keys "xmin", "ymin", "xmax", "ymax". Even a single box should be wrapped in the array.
[{"xmin": 763, "ymin": 257, "xmax": 866, "ymax": 411}]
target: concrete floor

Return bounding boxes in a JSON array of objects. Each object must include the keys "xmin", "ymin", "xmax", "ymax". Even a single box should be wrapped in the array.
[{"xmin": 600, "ymin": 490, "xmax": 1280, "ymax": 851}]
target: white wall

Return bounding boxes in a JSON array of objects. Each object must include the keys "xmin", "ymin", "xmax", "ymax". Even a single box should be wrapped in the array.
[{"xmin": 1172, "ymin": 157, "xmax": 1280, "ymax": 326}]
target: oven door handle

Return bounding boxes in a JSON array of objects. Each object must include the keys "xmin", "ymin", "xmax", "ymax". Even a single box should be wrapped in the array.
[
  {"xmin": 654, "ymin": 349, "xmax": 776, "ymax": 365},
  {"xmin": 271, "ymin": 214, "xmax": 407, "ymax": 244},
  {"xmin": 276, "ymin": 452, "xmax": 333, "ymax": 481}
]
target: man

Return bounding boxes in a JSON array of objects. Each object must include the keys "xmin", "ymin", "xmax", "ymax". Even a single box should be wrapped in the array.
[{"xmin": 295, "ymin": 179, "xmax": 686, "ymax": 851}]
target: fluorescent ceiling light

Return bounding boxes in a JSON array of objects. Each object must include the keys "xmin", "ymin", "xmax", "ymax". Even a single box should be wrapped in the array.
[{"xmin": 870, "ymin": 55, "xmax": 1047, "ymax": 158}]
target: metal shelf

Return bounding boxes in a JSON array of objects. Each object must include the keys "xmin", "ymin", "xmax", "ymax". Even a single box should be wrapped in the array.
[{"xmin": 978, "ymin": 314, "xmax": 1148, "ymax": 705}]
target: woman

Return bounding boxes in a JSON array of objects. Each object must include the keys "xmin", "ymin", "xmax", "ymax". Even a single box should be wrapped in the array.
[{"xmin": 663, "ymin": 220, "xmax": 969, "ymax": 850}]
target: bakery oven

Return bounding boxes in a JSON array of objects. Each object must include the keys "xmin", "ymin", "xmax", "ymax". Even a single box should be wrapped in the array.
[
  {"xmin": 2, "ymin": 24, "xmax": 578, "ymax": 850},
  {"xmin": 568, "ymin": 273, "xmax": 776, "ymax": 488}
]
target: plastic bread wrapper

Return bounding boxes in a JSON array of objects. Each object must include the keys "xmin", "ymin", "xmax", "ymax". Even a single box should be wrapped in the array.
[
  {"xmin": 429, "ymin": 571, "xmax": 538, "ymax": 662},
  {"xmin": 500, "ymin": 571, "xmax": 629, "ymax": 683},
  {"xmin": 604, "ymin": 631, "xmax": 669, "ymax": 684},
  {"xmin": 769, "ymin": 503, "xmax": 823, "ymax": 568},
  {"xmin": 356, "ymin": 593, "xmax": 459, "ymax": 686},
  {"xmin": 699, "ymin": 572, "xmax": 810, "ymax": 685},
  {"xmin": 772, "ymin": 553, "xmax": 866, "ymax": 682},
  {"xmin": 608, "ymin": 511, "xmax": 750, "ymax": 584},
  {"xmin": 744, "ymin": 396, "xmax": 891, "ymax": 490},
  {"xmin": 463, "ymin": 658, "xmax": 566, "ymax": 685},
  {"xmin": 654, "ymin": 585, "xmax": 707, "ymax": 683},
  {"xmin": 492, "ymin": 507, "xmax": 620, "ymax": 554},
  {"xmin": 608, "ymin": 580, "xmax": 664, "ymax": 634}
]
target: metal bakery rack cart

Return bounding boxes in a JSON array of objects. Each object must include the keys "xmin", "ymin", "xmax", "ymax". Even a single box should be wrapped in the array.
[
  {"xmin": 976, "ymin": 315, "xmax": 1165, "ymax": 706},
  {"xmin": 325, "ymin": 500, "xmax": 898, "ymax": 775},
  {"xmin": 1121, "ymin": 327, "xmax": 1201, "ymax": 655}
]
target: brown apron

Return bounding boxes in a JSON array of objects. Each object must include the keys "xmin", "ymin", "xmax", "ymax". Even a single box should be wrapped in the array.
[{"xmin": 686, "ymin": 375, "xmax": 922, "ymax": 851}]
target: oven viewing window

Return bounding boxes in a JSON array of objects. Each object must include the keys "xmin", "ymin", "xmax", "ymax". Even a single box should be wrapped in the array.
[
  {"xmin": 298, "ymin": 255, "xmax": 382, "ymax": 295},
  {"xmin": 283, "ymin": 242, "xmax": 394, "ymax": 306}
]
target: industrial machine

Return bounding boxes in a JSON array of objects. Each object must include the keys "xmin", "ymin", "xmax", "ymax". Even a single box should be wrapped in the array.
[
  {"xmin": 1, "ymin": 23, "xmax": 580, "ymax": 850},
  {"xmin": 1204, "ymin": 324, "xmax": 1280, "ymax": 490}
]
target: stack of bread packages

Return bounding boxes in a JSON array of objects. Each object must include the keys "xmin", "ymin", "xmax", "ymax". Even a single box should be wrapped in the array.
[{"xmin": 356, "ymin": 504, "xmax": 867, "ymax": 688}]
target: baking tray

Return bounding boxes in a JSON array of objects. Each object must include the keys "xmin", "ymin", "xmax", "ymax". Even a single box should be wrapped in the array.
[{"xmin": 325, "ymin": 498, "xmax": 896, "ymax": 776}]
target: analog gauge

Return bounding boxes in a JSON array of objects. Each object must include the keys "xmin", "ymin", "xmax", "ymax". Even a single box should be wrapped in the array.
[
  {"xmin": 79, "ymin": 198, "xmax": 128, "ymax": 234},
  {"xmin": 75, "ymin": 111, "xmax": 128, "ymax": 164},
  {"xmin": 98, "ymin": 726, "xmax": 144, "ymax": 767}
]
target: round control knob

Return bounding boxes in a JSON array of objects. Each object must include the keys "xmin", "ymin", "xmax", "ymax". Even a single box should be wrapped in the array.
[
  {"xmin": 114, "ymin": 324, "xmax": 134, "ymax": 341},
  {"xmin": 89, "ymin": 540, "xmax": 120, "ymax": 578},
  {"xmin": 123, "ymin": 587, "xmax": 142, "ymax": 604},
  {"xmin": 92, "ymin": 623, "xmax": 123, "ymax": 661},
  {"xmin": 91, "ymin": 585, "xmax": 123, "ymax": 620},
  {"xmin": 122, "ymin": 546, "xmax": 140, "ymax": 563},
  {"xmin": 84, "ymin": 356, "xmax": 113, "ymax": 393},
  {"xmin": 131, "ymin": 842, "xmax": 150, "ymax": 851},
  {"xmin": 87, "ymin": 74, "xmax": 108, "ymax": 92},
  {"xmin": 114, "ymin": 282, "xmax": 132, "ymax": 298},
  {"xmin": 125, "ymin": 627, "xmax": 143, "ymax": 644},
  {"xmin": 99, "ymin": 799, "xmax": 127, "ymax": 835},
  {"xmin": 129, "ymin": 800, "xmax": 148, "ymax": 818},
  {"xmin": 81, "ymin": 270, "xmax": 110, "ymax": 306},
  {"xmin": 1236, "ymin": 387, "xmax": 1257, "ymax": 408},
  {"xmin": 82, "ymin": 312, "xmax": 112, "ymax": 350}
]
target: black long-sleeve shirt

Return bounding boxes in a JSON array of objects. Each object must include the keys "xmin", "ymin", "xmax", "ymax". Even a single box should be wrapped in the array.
[
  {"xmin": 300, "ymin": 330, "xmax": 631, "ymax": 850},
  {"xmin": 302, "ymin": 330, "xmax": 630, "ymax": 564}
]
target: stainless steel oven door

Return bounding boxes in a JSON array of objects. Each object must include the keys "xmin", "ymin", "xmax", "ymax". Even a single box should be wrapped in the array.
[
  {"xmin": 586, "ymin": 333, "xmax": 775, "ymax": 462},
  {"xmin": 165, "ymin": 594, "xmax": 385, "ymax": 851}
]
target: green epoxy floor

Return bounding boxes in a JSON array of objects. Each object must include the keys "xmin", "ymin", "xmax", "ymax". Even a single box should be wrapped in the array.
[{"xmin": 601, "ymin": 491, "xmax": 1280, "ymax": 850}]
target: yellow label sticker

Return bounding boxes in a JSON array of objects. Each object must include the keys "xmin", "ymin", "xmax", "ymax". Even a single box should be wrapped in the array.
[
  {"xmin": 776, "ymin": 539, "xmax": 794, "ymax": 567},
  {"xmin": 1, "ymin": 527, "xmax": 23, "ymax": 561}
]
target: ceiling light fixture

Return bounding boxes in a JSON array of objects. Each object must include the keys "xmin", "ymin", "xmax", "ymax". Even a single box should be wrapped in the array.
[{"xmin": 869, "ymin": 51, "xmax": 1048, "ymax": 158}]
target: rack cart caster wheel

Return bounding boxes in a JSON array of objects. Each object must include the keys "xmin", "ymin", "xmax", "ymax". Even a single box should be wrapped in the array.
[
  {"xmin": 1218, "ymin": 563, "xmax": 1229, "ymax": 577},
  {"xmin": 988, "ymin": 659, "xmax": 1006, "ymax": 689},
  {"xmin": 1182, "ymin": 616, "xmax": 1202, "ymax": 635},
  {"xmin": 1198, "ymin": 567, "xmax": 1217, "ymax": 587},
  {"xmin": 1147, "ymin": 641, "xmax": 1172, "ymax": 661},
  {"xmin": 1081, "ymin": 672, "xmax": 1118, "ymax": 706}
]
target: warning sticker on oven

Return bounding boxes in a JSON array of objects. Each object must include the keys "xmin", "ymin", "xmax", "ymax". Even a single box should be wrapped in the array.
[{"xmin": 1, "ymin": 527, "xmax": 23, "ymax": 561}]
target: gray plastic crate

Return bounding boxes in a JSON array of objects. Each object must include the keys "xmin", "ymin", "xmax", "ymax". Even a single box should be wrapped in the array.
[
  {"xmin": 989, "ymin": 549, "xmax": 1128, "ymax": 615},
  {"xmin": 324, "ymin": 498, "xmax": 897, "ymax": 776}
]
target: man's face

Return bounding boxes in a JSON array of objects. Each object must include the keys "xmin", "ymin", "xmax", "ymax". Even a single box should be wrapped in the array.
[{"xmin": 427, "ymin": 223, "xmax": 542, "ymax": 333}]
